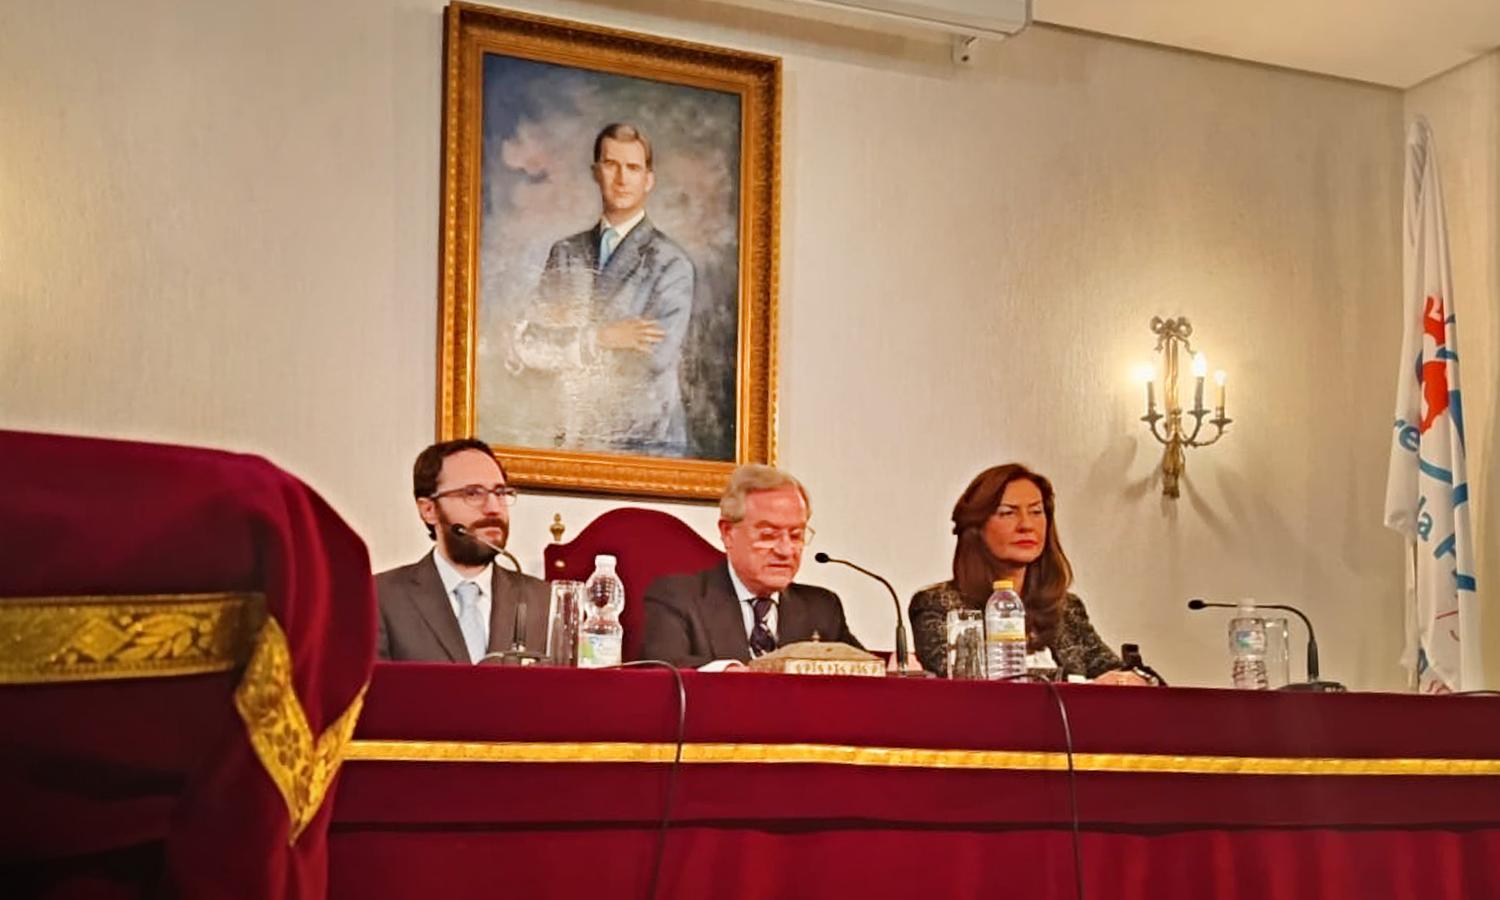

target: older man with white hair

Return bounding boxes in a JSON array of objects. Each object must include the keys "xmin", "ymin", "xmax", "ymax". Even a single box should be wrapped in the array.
[{"xmin": 639, "ymin": 464, "xmax": 862, "ymax": 668}]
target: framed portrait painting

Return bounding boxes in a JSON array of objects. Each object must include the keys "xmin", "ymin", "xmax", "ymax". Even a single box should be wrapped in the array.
[{"xmin": 436, "ymin": 2, "xmax": 781, "ymax": 499}]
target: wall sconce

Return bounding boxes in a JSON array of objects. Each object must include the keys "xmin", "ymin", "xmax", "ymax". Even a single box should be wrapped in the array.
[{"xmin": 1136, "ymin": 316, "xmax": 1231, "ymax": 498}]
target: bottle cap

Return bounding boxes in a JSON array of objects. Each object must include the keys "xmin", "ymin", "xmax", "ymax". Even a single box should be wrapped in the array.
[
  {"xmin": 992, "ymin": 579, "xmax": 1014, "ymax": 590},
  {"xmin": 1237, "ymin": 598, "xmax": 1256, "ymax": 613},
  {"xmin": 594, "ymin": 554, "xmax": 617, "ymax": 569}
]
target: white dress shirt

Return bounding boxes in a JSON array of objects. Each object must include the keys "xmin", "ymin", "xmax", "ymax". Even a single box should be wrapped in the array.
[{"xmin": 598, "ymin": 209, "xmax": 647, "ymax": 248}]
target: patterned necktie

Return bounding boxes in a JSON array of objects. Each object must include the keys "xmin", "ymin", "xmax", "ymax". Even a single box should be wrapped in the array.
[
  {"xmin": 455, "ymin": 580, "xmax": 486, "ymax": 664},
  {"xmin": 749, "ymin": 596, "xmax": 777, "ymax": 657},
  {"xmin": 598, "ymin": 226, "xmax": 621, "ymax": 268}
]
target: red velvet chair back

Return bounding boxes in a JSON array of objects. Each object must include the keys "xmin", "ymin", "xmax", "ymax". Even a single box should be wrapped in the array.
[
  {"xmin": 0, "ymin": 429, "xmax": 375, "ymax": 900},
  {"xmin": 543, "ymin": 507, "xmax": 723, "ymax": 661}
]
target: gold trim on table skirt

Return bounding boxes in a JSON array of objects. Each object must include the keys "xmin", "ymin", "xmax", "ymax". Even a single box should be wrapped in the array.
[
  {"xmin": 343, "ymin": 740, "xmax": 1500, "ymax": 776},
  {"xmin": 0, "ymin": 592, "xmax": 266, "ymax": 684}
]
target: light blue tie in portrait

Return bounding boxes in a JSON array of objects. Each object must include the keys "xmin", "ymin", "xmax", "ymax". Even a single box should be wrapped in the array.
[
  {"xmin": 598, "ymin": 226, "xmax": 621, "ymax": 269},
  {"xmin": 455, "ymin": 580, "xmax": 486, "ymax": 663}
]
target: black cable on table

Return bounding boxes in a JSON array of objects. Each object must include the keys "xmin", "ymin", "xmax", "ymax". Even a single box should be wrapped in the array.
[
  {"xmin": 615, "ymin": 660, "xmax": 688, "ymax": 900},
  {"xmin": 1039, "ymin": 679, "xmax": 1085, "ymax": 900},
  {"xmin": 992, "ymin": 673, "xmax": 1085, "ymax": 899}
]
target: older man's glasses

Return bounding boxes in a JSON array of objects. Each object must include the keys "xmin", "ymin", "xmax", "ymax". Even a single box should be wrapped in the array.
[
  {"xmin": 431, "ymin": 485, "xmax": 519, "ymax": 507},
  {"xmin": 748, "ymin": 526, "xmax": 814, "ymax": 550}
]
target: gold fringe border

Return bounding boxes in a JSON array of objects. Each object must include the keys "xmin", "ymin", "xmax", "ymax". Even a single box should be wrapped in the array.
[
  {"xmin": 0, "ymin": 592, "xmax": 265, "ymax": 684},
  {"xmin": 344, "ymin": 739, "xmax": 1500, "ymax": 777},
  {"xmin": 235, "ymin": 617, "xmax": 368, "ymax": 843}
]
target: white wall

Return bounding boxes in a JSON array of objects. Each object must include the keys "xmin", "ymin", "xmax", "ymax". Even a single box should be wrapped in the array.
[
  {"xmin": 1, "ymin": 0, "xmax": 1412, "ymax": 688},
  {"xmin": 1405, "ymin": 51, "xmax": 1500, "ymax": 688}
]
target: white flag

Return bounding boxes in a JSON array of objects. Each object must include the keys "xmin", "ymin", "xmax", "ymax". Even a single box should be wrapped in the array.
[{"xmin": 1383, "ymin": 117, "xmax": 1480, "ymax": 693}]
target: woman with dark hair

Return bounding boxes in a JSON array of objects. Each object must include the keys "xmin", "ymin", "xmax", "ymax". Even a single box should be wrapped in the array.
[{"xmin": 910, "ymin": 464, "xmax": 1147, "ymax": 684}]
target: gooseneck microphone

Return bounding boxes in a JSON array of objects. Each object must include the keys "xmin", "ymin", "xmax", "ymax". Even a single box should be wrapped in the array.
[
  {"xmin": 451, "ymin": 524, "xmax": 542, "ymax": 664},
  {"xmin": 1188, "ymin": 598, "xmax": 1345, "ymax": 692},
  {"xmin": 813, "ymin": 551, "xmax": 917, "ymax": 677},
  {"xmin": 452, "ymin": 523, "xmax": 524, "ymax": 575}
]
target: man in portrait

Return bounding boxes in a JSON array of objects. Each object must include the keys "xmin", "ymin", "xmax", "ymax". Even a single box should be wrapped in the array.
[
  {"xmin": 505, "ymin": 122, "xmax": 696, "ymax": 457},
  {"xmin": 639, "ymin": 464, "xmax": 864, "ymax": 668}
]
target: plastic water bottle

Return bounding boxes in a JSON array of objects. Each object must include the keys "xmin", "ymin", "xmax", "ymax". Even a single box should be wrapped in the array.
[
  {"xmin": 578, "ymin": 554, "xmax": 624, "ymax": 668},
  {"xmin": 984, "ymin": 579, "xmax": 1027, "ymax": 681},
  {"xmin": 1228, "ymin": 601, "xmax": 1269, "ymax": 689}
]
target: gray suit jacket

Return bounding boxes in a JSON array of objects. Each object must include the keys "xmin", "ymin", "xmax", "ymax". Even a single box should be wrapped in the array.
[
  {"xmin": 375, "ymin": 551, "xmax": 551, "ymax": 663},
  {"xmin": 639, "ymin": 561, "xmax": 863, "ymax": 668},
  {"xmin": 513, "ymin": 217, "xmax": 695, "ymax": 456}
]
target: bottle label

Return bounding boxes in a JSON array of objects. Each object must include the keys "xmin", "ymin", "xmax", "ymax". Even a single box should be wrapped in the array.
[
  {"xmin": 1231, "ymin": 626, "xmax": 1266, "ymax": 654},
  {"xmin": 578, "ymin": 632, "xmax": 622, "ymax": 669},
  {"xmin": 988, "ymin": 615, "xmax": 1026, "ymax": 641}
]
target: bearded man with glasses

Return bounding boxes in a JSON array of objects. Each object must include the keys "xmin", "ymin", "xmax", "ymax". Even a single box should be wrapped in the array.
[
  {"xmin": 640, "ymin": 464, "xmax": 863, "ymax": 669},
  {"xmin": 375, "ymin": 439, "xmax": 549, "ymax": 662}
]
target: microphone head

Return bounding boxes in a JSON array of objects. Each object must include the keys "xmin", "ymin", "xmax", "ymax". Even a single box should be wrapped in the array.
[
  {"xmin": 813, "ymin": 552, "xmax": 830, "ymax": 563},
  {"xmin": 1187, "ymin": 598, "xmax": 1207, "ymax": 610}
]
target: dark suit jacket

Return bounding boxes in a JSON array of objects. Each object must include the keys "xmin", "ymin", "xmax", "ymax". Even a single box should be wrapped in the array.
[
  {"xmin": 639, "ymin": 561, "xmax": 863, "ymax": 668},
  {"xmin": 375, "ymin": 551, "xmax": 551, "ymax": 663}
]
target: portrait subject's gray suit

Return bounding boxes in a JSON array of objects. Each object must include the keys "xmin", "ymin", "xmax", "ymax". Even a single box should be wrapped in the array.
[
  {"xmin": 375, "ymin": 551, "xmax": 551, "ymax": 663},
  {"xmin": 509, "ymin": 217, "xmax": 695, "ymax": 456},
  {"xmin": 639, "ymin": 561, "xmax": 864, "ymax": 668}
]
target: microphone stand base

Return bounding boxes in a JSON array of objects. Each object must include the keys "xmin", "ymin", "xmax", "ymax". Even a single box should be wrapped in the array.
[
  {"xmin": 886, "ymin": 669, "xmax": 936, "ymax": 679},
  {"xmin": 478, "ymin": 649, "xmax": 549, "ymax": 667},
  {"xmin": 1277, "ymin": 680, "xmax": 1347, "ymax": 693}
]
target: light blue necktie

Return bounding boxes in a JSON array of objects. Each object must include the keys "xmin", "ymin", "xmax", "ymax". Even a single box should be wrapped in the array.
[
  {"xmin": 598, "ymin": 226, "xmax": 621, "ymax": 268},
  {"xmin": 455, "ymin": 580, "xmax": 486, "ymax": 663}
]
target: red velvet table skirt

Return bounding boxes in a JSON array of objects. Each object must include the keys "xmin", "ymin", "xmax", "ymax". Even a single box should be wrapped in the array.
[
  {"xmin": 331, "ymin": 827, "xmax": 1500, "ymax": 899},
  {"xmin": 329, "ymin": 665, "xmax": 1500, "ymax": 899}
]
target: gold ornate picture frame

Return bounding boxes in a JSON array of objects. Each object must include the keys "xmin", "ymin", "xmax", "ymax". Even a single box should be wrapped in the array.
[{"xmin": 437, "ymin": 2, "xmax": 780, "ymax": 499}]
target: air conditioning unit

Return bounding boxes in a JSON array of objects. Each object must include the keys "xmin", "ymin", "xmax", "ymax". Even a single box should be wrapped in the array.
[{"xmin": 726, "ymin": 0, "xmax": 1032, "ymax": 40}]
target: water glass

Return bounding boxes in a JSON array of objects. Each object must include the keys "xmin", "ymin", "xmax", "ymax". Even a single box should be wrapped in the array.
[
  {"xmin": 547, "ymin": 580, "xmax": 585, "ymax": 666},
  {"xmin": 946, "ymin": 609, "xmax": 985, "ymax": 680},
  {"xmin": 1264, "ymin": 616, "xmax": 1291, "ymax": 689}
]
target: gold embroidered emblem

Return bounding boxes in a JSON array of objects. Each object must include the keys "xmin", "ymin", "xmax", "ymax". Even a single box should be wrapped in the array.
[{"xmin": 234, "ymin": 616, "xmax": 366, "ymax": 842}]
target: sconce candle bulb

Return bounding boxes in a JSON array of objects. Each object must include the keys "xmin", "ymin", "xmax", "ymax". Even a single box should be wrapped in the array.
[
  {"xmin": 1140, "ymin": 317, "xmax": 1231, "ymax": 498},
  {"xmin": 1134, "ymin": 364, "xmax": 1157, "ymax": 414},
  {"xmin": 1191, "ymin": 353, "xmax": 1207, "ymax": 411}
]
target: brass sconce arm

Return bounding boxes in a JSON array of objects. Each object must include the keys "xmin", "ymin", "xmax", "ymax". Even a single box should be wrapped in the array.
[{"xmin": 1137, "ymin": 317, "xmax": 1232, "ymax": 498}]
